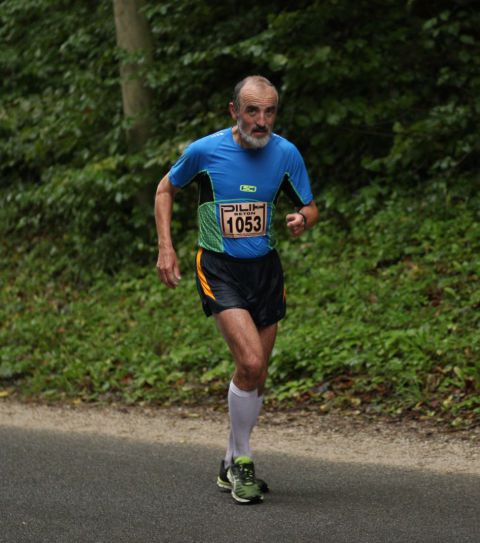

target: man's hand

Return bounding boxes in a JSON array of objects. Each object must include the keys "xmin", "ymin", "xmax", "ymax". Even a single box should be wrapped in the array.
[
  {"xmin": 286, "ymin": 212, "xmax": 306, "ymax": 237},
  {"xmin": 286, "ymin": 202, "xmax": 319, "ymax": 237},
  {"xmin": 156, "ymin": 247, "xmax": 182, "ymax": 288}
]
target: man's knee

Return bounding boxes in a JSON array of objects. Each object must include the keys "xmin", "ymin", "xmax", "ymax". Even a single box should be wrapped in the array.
[{"xmin": 235, "ymin": 353, "xmax": 265, "ymax": 387}]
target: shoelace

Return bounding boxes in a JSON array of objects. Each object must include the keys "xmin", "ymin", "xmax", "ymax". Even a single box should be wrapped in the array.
[{"xmin": 238, "ymin": 464, "xmax": 256, "ymax": 485}]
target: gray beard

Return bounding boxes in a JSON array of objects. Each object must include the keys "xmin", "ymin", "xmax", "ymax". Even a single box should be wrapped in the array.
[{"xmin": 237, "ymin": 122, "xmax": 271, "ymax": 149}]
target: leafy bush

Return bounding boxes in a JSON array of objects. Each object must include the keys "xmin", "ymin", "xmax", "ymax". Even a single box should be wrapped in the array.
[
  {"xmin": 1, "ymin": 181, "xmax": 478, "ymax": 427},
  {"xmin": 1, "ymin": 1, "xmax": 479, "ymax": 425},
  {"xmin": 2, "ymin": 0, "xmax": 479, "ymax": 273}
]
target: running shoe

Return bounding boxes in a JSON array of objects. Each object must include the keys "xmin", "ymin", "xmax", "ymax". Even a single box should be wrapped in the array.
[
  {"xmin": 226, "ymin": 456, "xmax": 264, "ymax": 504},
  {"xmin": 216, "ymin": 460, "xmax": 269, "ymax": 493}
]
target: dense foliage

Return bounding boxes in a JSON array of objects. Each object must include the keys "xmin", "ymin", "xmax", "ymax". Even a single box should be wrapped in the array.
[
  {"xmin": 1, "ymin": 181, "xmax": 478, "ymax": 426},
  {"xmin": 1, "ymin": 0, "xmax": 479, "ymax": 268},
  {"xmin": 1, "ymin": 0, "xmax": 478, "ymax": 424}
]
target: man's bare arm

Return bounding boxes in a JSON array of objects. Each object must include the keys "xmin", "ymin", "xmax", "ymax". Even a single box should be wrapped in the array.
[
  {"xmin": 286, "ymin": 200, "xmax": 319, "ymax": 237},
  {"xmin": 155, "ymin": 174, "xmax": 182, "ymax": 288}
]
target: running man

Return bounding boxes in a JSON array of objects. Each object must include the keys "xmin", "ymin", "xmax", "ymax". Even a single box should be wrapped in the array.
[{"xmin": 155, "ymin": 75, "xmax": 319, "ymax": 504}]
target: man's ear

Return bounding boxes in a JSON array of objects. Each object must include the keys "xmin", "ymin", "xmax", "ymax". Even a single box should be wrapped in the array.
[{"xmin": 229, "ymin": 101, "xmax": 238, "ymax": 120}]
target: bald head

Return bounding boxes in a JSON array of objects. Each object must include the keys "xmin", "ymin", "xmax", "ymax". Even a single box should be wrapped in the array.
[{"xmin": 232, "ymin": 76, "xmax": 279, "ymax": 112}]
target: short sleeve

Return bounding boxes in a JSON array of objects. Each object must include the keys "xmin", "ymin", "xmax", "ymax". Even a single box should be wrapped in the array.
[
  {"xmin": 282, "ymin": 145, "xmax": 313, "ymax": 207},
  {"xmin": 168, "ymin": 141, "xmax": 203, "ymax": 189}
]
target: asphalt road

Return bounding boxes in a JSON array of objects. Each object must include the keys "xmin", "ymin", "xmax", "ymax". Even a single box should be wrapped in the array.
[{"xmin": 1, "ymin": 426, "xmax": 479, "ymax": 543}]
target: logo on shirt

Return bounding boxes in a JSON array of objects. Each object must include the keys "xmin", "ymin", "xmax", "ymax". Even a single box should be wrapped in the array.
[{"xmin": 240, "ymin": 185, "xmax": 257, "ymax": 193}]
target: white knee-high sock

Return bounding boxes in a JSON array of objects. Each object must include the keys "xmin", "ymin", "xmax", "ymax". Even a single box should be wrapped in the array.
[{"xmin": 225, "ymin": 382, "xmax": 263, "ymax": 466}]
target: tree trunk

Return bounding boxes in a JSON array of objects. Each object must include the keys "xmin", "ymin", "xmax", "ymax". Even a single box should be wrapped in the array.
[
  {"xmin": 113, "ymin": 0, "xmax": 154, "ymax": 155},
  {"xmin": 113, "ymin": 0, "xmax": 158, "ymax": 209}
]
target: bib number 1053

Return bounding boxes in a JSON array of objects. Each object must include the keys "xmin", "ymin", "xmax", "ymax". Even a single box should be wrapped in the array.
[{"xmin": 219, "ymin": 202, "xmax": 267, "ymax": 238}]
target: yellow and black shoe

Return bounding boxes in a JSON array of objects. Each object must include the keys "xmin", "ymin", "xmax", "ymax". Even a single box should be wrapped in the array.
[
  {"xmin": 226, "ymin": 456, "xmax": 264, "ymax": 504},
  {"xmin": 217, "ymin": 459, "xmax": 269, "ymax": 493}
]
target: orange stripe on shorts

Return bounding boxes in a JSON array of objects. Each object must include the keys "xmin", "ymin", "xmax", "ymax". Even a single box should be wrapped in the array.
[{"xmin": 196, "ymin": 248, "xmax": 216, "ymax": 300}]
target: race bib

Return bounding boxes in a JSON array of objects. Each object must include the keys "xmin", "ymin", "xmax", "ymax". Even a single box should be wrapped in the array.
[{"xmin": 219, "ymin": 202, "xmax": 267, "ymax": 238}]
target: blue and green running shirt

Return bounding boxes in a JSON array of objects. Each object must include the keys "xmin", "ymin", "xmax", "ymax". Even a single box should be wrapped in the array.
[{"xmin": 168, "ymin": 128, "xmax": 313, "ymax": 259}]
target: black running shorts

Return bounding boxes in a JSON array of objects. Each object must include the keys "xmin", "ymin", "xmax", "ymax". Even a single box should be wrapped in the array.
[{"xmin": 195, "ymin": 248, "xmax": 286, "ymax": 327}]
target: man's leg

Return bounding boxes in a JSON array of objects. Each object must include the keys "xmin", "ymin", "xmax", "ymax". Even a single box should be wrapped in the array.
[
  {"xmin": 257, "ymin": 323, "xmax": 277, "ymax": 395},
  {"xmin": 224, "ymin": 322, "xmax": 276, "ymax": 458},
  {"xmin": 215, "ymin": 309, "xmax": 277, "ymax": 461},
  {"xmin": 215, "ymin": 309, "xmax": 278, "ymax": 502}
]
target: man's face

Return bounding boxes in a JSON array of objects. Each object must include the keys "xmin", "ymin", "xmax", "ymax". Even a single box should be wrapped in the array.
[{"xmin": 230, "ymin": 84, "xmax": 278, "ymax": 149}]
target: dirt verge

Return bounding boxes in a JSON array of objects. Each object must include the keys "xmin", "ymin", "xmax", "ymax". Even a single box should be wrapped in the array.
[{"xmin": 1, "ymin": 400, "xmax": 478, "ymax": 476}]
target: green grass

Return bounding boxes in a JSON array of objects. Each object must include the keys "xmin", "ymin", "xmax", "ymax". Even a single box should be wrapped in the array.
[{"xmin": 1, "ymin": 180, "xmax": 479, "ymax": 427}]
